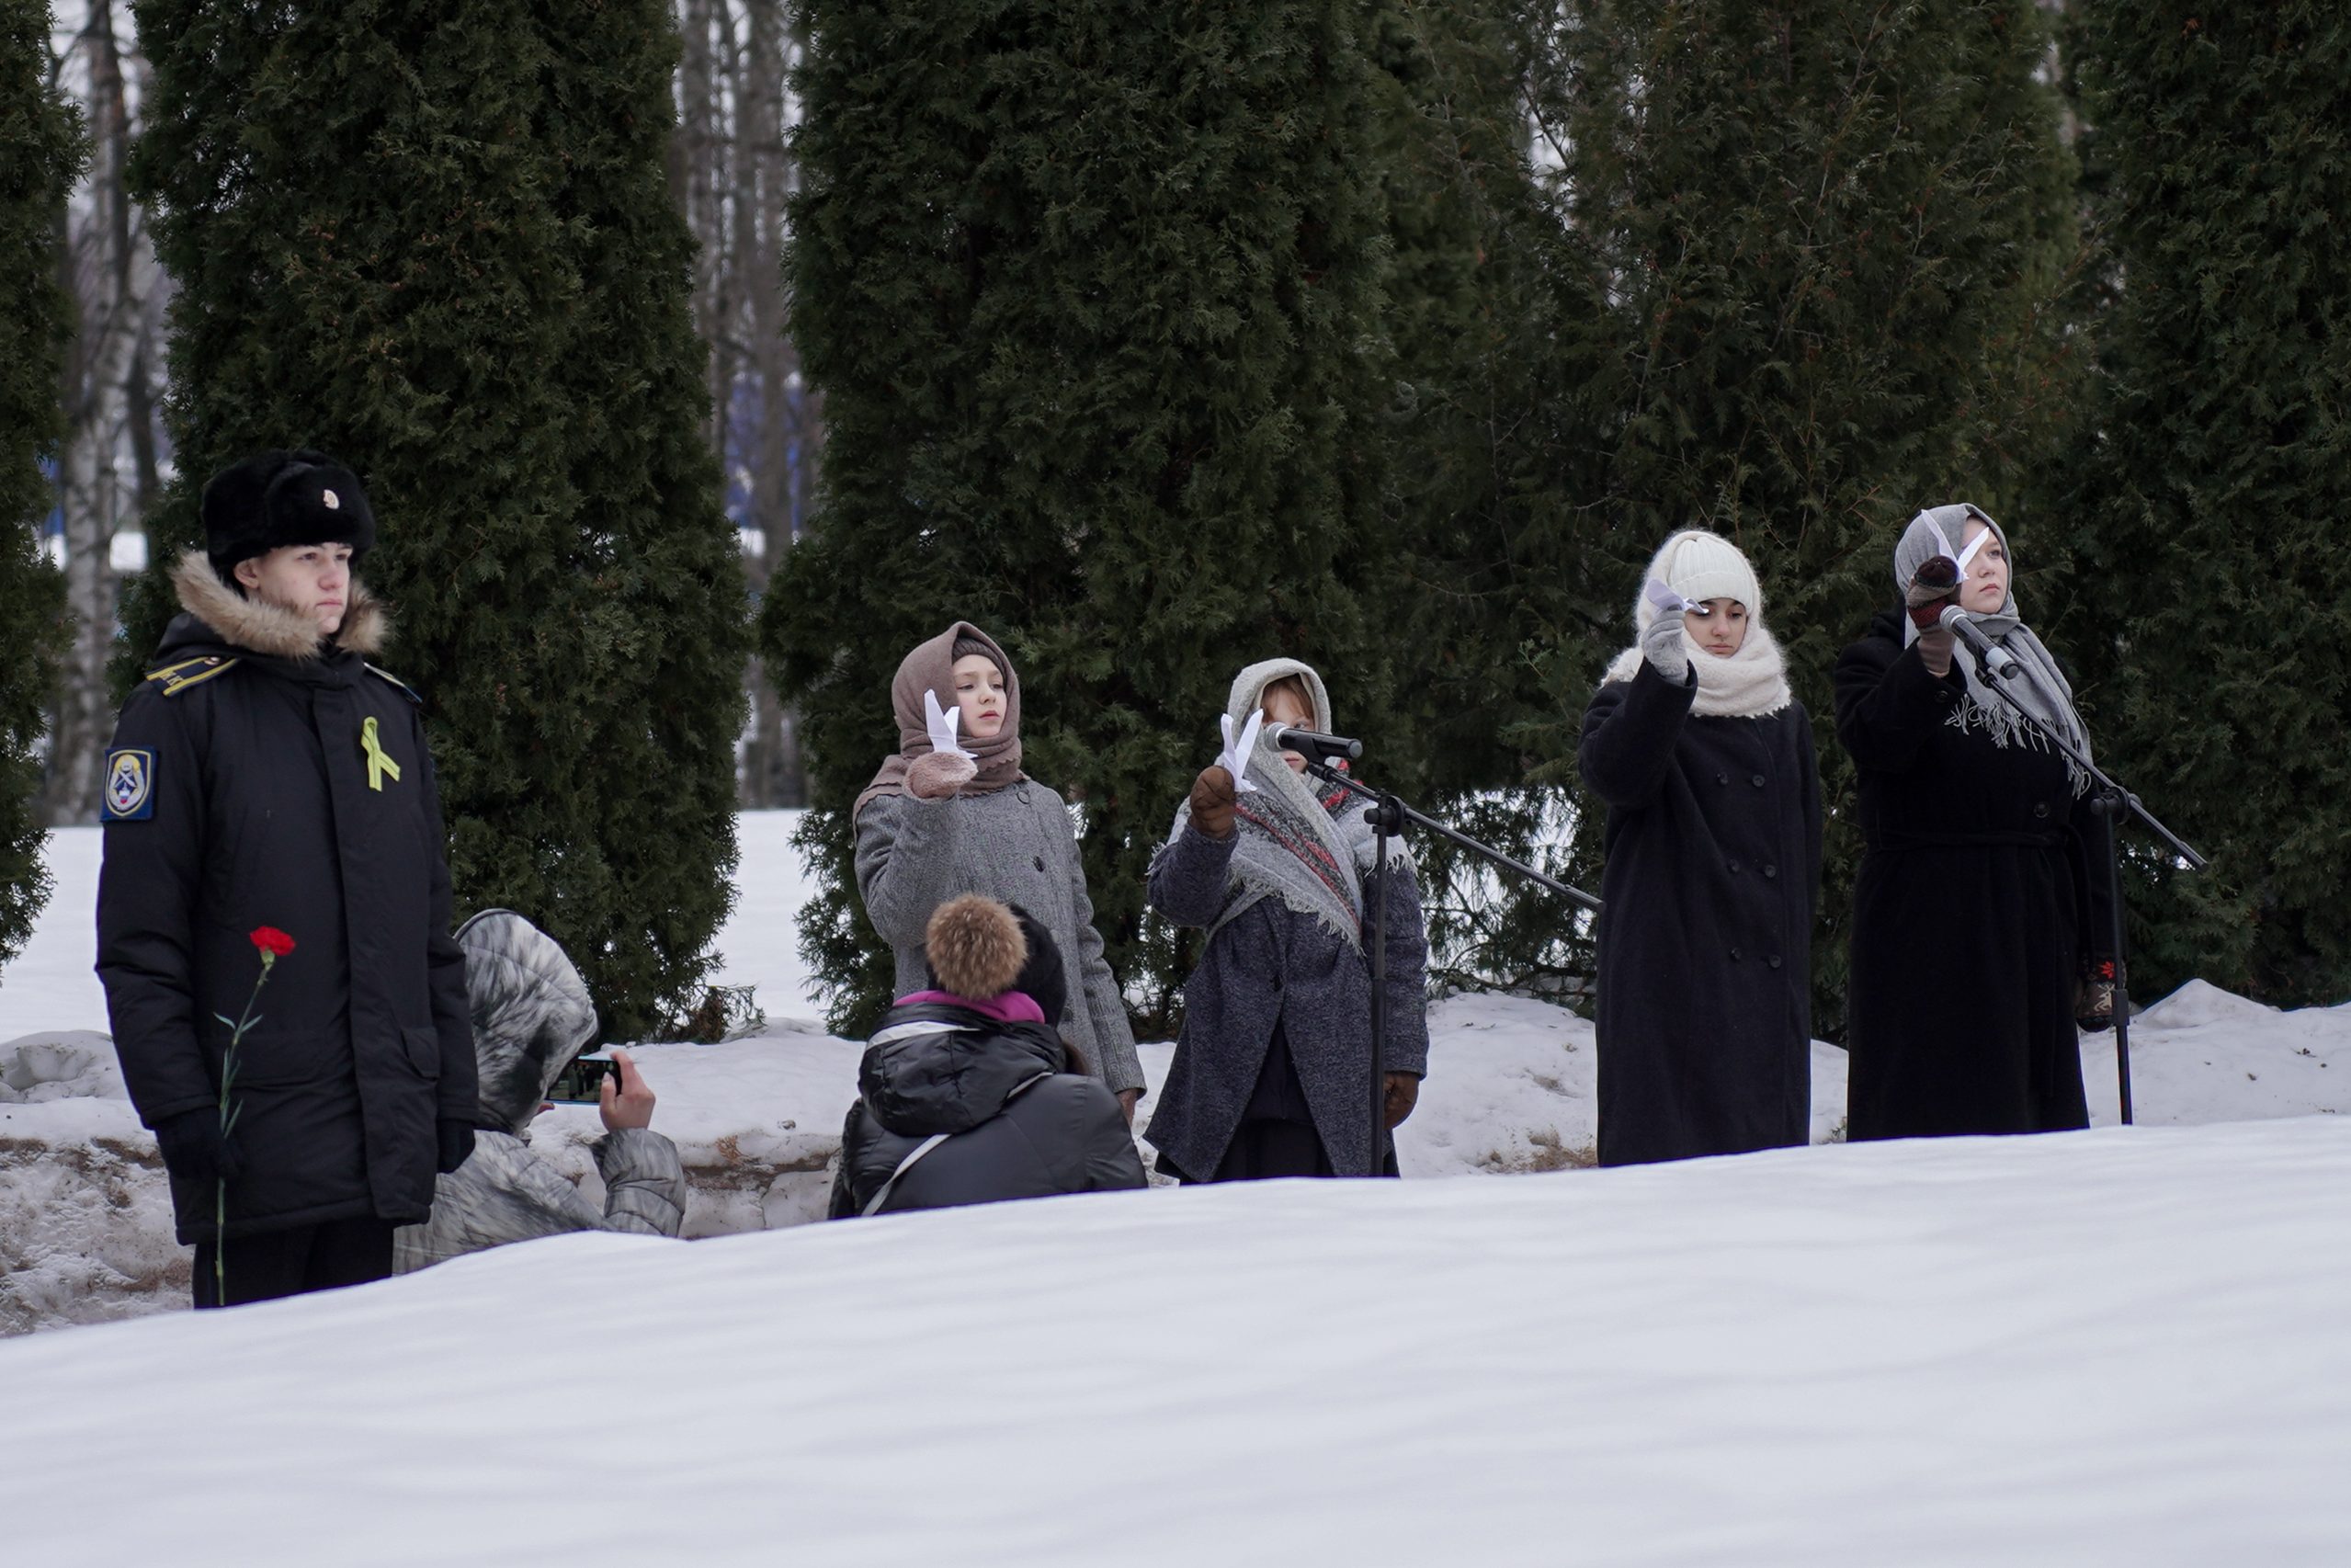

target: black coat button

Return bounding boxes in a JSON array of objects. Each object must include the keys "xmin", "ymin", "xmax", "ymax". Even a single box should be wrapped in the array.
[
  {"xmin": 1729, "ymin": 947, "xmax": 1743, "ymax": 961},
  {"xmin": 2032, "ymin": 801, "xmax": 2050, "ymax": 820},
  {"xmin": 1751, "ymin": 773, "xmax": 1766, "ymax": 788},
  {"xmin": 1762, "ymin": 864, "xmax": 1778, "ymax": 880},
  {"xmin": 1726, "ymin": 858, "xmax": 1742, "ymax": 873},
  {"xmin": 1767, "ymin": 955, "xmax": 1783, "ymax": 970},
  {"xmin": 1716, "ymin": 771, "xmax": 1730, "ymax": 785}
]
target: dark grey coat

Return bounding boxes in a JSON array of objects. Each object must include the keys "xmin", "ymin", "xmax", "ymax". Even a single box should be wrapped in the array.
[
  {"xmin": 855, "ymin": 784, "xmax": 1143, "ymax": 1096},
  {"xmin": 829, "ymin": 1002, "xmax": 1145, "ymax": 1217},
  {"xmin": 1580, "ymin": 661, "xmax": 1823, "ymax": 1165},
  {"xmin": 1144, "ymin": 821, "xmax": 1431, "ymax": 1183}
]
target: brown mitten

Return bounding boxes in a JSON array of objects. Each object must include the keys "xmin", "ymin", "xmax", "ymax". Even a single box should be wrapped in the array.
[
  {"xmin": 1189, "ymin": 765, "xmax": 1238, "ymax": 840},
  {"xmin": 907, "ymin": 749, "xmax": 978, "ymax": 800}
]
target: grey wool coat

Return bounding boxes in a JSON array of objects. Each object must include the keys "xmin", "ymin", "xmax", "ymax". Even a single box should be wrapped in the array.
[
  {"xmin": 392, "ymin": 1126, "xmax": 687, "ymax": 1272},
  {"xmin": 1145, "ymin": 822, "xmax": 1431, "ymax": 1183},
  {"xmin": 855, "ymin": 784, "xmax": 1144, "ymax": 1096}
]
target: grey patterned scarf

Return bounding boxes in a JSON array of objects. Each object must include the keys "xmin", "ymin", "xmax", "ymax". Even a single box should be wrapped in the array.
[
  {"xmin": 1895, "ymin": 505, "xmax": 2094, "ymax": 794},
  {"xmin": 1166, "ymin": 658, "xmax": 1413, "ymax": 953}
]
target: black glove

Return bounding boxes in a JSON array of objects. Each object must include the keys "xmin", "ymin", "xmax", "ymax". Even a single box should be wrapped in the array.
[
  {"xmin": 436, "ymin": 1118, "xmax": 477, "ymax": 1175},
  {"xmin": 153, "ymin": 1107, "xmax": 241, "ymax": 1186}
]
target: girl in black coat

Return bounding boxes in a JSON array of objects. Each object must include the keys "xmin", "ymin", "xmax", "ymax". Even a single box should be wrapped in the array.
[
  {"xmin": 1580, "ymin": 531, "xmax": 1823, "ymax": 1166},
  {"xmin": 1834, "ymin": 505, "xmax": 2116, "ymax": 1141},
  {"xmin": 831, "ymin": 895, "xmax": 1145, "ymax": 1218}
]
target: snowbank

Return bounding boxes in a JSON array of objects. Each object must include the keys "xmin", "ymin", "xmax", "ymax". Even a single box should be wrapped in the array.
[{"xmin": 4, "ymin": 1115, "xmax": 2347, "ymax": 1565}]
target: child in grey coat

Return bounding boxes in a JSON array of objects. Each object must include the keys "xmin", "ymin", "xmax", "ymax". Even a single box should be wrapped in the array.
[
  {"xmin": 1146, "ymin": 660, "xmax": 1430, "ymax": 1182},
  {"xmin": 853, "ymin": 622, "xmax": 1146, "ymax": 1114}
]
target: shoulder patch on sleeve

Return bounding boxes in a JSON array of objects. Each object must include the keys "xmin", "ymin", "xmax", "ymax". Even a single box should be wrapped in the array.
[
  {"xmin": 365, "ymin": 665, "xmax": 423, "ymax": 705},
  {"xmin": 102, "ymin": 748, "xmax": 156, "ymax": 821},
  {"xmin": 145, "ymin": 655, "xmax": 239, "ymax": 696}
]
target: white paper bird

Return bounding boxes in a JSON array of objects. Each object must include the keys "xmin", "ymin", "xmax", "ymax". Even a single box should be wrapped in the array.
[
  {"xmin": 1215, "ymin": 710, "xmax": 1265, "ymax": 794},
  {"xmin": 923, "ymin": 688, "xmax": 975, "ymax": 760},
  {"xmin": 1644, "ymin": 577, "xmax": 1710, "ymax": 619}
]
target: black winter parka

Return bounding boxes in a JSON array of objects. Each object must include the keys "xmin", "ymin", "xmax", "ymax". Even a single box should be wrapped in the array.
[
  {"xmin": 97, "ymin": 557, "xmax": 474, "ymax": 1243},
  {"xmin": 830, "ymin": 1002, "xmax": 1146, "ymax": 1217},
  {"xmin": 1834, "ymin": 609, "xmax": 2112, "ymax": 1141},
  {"xmin": 1580, "ymin": 661, "xmax": 1823, "ymax": 1165}
]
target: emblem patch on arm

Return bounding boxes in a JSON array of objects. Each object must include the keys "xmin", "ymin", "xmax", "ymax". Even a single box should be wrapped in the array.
[{"xmin": 103, "ymin": 749, "xmax": 155, "ymax": 821}]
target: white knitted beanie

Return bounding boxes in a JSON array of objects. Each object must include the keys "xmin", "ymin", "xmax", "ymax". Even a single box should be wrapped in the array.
[{"xmin": 1655, "ymin": 529, "xmax": 1760, "ymax": 617}]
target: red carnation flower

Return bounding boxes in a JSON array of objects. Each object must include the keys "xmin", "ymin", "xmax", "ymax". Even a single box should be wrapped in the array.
[{"xmin": 249, "ymin": 926, "xmax": 296, "ymax": 958}]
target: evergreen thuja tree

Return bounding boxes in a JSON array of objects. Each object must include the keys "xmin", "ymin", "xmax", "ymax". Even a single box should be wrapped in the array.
[
  {"xmin": 128, "ymin": 1, "xmax": 743, "ymax": 1036},
  {"xmin": 1547, "ymin": 0, "xmax": 2082, "ymax": 1035},
  {"xmin": 1364, "ymin": 0, "xmax": 1621, "ymax": 994},
  {"xmin": 0, "ymin": 0, "xmax": 77, "ymax": 974},
  {"xmin": 767, "ymin": 0, "xmax": 1393, "ymax": 1036},
  {"xmin": 2061, "ymin": 3, "xmax": 2351, "ymax": 1004}
]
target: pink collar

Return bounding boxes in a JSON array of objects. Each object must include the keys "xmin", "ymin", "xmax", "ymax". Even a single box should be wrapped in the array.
[{"xmin": 893, "ymin": 989, "xmax": 1048, "ymax": 1026}]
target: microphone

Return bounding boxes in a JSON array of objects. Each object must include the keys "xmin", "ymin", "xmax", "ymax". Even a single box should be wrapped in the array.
[
  {"xmin": 1938, "ymin": 604, "xmax": 2020, "ymax": 680},
  {"xmin": 1267, "ymin": 723, "xmax": 1364, "ymax": 762}
]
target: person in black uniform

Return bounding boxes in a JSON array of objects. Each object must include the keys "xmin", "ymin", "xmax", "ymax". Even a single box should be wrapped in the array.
[
  {"xmin": 97, "ymin": 450, "xmax": 476, "ymax": 1307},
  {"xmin": 1834, "ymin": 504, "xmax": 2117, "ymax": 1142}
]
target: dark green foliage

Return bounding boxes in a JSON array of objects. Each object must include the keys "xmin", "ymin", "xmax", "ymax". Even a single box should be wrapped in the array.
[
  {"xmin": 2061, "ymin": 3, "xmax": 2351, "ymax": 1004},
  {"xmin": 1365, "ymin": 0, "xmax": 1620, "ymax": 996},
  {"xmin": 0, "ymin": 1, "xmax": 78, "ymax": 974},
  {"xmin": 1519, "ymin": 0, "xmax": 2083, "ymax": 1033},
  {"xmin": 126, "ymin": 0, "xmax": 744, "ymax": 1037},
  {"xmin": 765, "ymin": 0, "xmax": 1395, "ymax": 1036}
]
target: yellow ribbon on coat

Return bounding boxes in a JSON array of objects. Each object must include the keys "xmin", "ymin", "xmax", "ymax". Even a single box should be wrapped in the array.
[{"xmin": 360, "ymin": 716, "xmax": 403, "ymax": 791}]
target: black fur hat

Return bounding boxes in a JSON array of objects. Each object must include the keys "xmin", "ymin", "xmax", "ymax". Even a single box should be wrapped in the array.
[{"xmin": 201, "ymin": 449, "xmax": 377, "ymax": 580}]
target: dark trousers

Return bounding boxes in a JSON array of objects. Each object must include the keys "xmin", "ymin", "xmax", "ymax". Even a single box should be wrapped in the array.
[
  {"xmin": 1174, "ymin": 1027, "xmax": 1399, "ymax": 1183},
  {"xmin": 191, "ymin": 1217, "xmax": 396, "ymax": 1309}
]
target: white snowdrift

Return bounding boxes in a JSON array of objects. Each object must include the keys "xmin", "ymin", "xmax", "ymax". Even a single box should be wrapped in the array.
[{"xmin": 3, "ymin": 1115, "xmax": 2347, "ymax": 1566}]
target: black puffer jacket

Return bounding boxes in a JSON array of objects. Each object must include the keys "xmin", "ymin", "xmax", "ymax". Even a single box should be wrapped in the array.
[
  {"xmin": 829, "ymin": 1002, "xmax": 1146, "ymax": 1218},
  {"xmin": 97, "ymin": 555, "xmax": 474, "ymax": 1243}
]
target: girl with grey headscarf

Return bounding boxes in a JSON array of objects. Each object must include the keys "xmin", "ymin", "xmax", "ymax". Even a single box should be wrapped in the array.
[
  {"xmin": 1144, "ymin": 659, "xmax": 1430, "ymax": 1182},
  {"xmin": 1834, "ymin": 505, "xmax": 2118, "ymax": 1142}
]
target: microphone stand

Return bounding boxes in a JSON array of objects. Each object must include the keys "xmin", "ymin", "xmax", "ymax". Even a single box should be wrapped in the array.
[
  {"xmin": 1302, "ymin": 757, "xmax": 1603, "ymax": 1176},
  {"xmin": 1959, "ymin": 642, "xmax": 2208, "ymax": 1126}
]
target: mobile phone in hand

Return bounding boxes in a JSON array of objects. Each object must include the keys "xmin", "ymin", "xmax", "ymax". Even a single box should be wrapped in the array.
[{"xmin": 547, "ymin": 1053, "xmax": 620, "ymax": 1105}]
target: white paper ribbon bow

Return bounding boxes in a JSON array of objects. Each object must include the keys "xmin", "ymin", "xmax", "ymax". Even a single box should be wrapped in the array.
[
  {"xmin": 1214, "ymin": 710, "xmax": 1264, "ymax": 794},
  {"xmin": 922, "ymin": 688, "xmax": 975, "ymax": 760}
]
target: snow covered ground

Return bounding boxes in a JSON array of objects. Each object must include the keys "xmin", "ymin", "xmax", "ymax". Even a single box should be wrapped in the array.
[
  {"xmin": 4, "ymin": 1115, "xmax": 2347, "ymax": 1565},
  {"xmin": 5, "ymin": 812, "xmax": 2345, "ymax": 1334}
]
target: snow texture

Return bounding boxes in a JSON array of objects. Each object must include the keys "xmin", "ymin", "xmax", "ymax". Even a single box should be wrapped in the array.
[{"xmin": 2, "ymin": 1115, "xmax": 2347, "ymax": 1564}]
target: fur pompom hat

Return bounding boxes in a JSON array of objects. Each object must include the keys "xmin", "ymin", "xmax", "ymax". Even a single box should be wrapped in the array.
[
  {"xmin": 924, "ymin": 894, "xmax": 1067, "ymax": 1024},
  {"xmin": 201, "ymin": 449, "xmax": 377, "ymax": 582}
]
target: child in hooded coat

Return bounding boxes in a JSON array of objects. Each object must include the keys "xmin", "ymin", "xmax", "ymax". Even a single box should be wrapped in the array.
[
  {"xmin": 1579, "ymin": 531, "xmax": 1823, "ymax": 1165},
  {"xmin": 853, "ymin": 623, "xmax": 1146, "ymax": 1114},
  {"xmin": 831, "ymin": 895, "xmax": 1145, "ymax": 1218},
  {"xmin": 1145, "ymin": 659, "xmax": 1431, "ymax": 1183}
]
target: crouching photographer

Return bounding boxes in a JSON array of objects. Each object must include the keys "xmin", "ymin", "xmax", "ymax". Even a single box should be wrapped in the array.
[{"xmin": 395, "ymin": 911, "xmax": 687, "ymax": 1271}]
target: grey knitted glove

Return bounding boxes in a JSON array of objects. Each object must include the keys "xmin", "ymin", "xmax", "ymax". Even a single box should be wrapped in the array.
[{"xmin": 1641, "ymin": 612, "xmax": 1690, "ymax": 685}]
